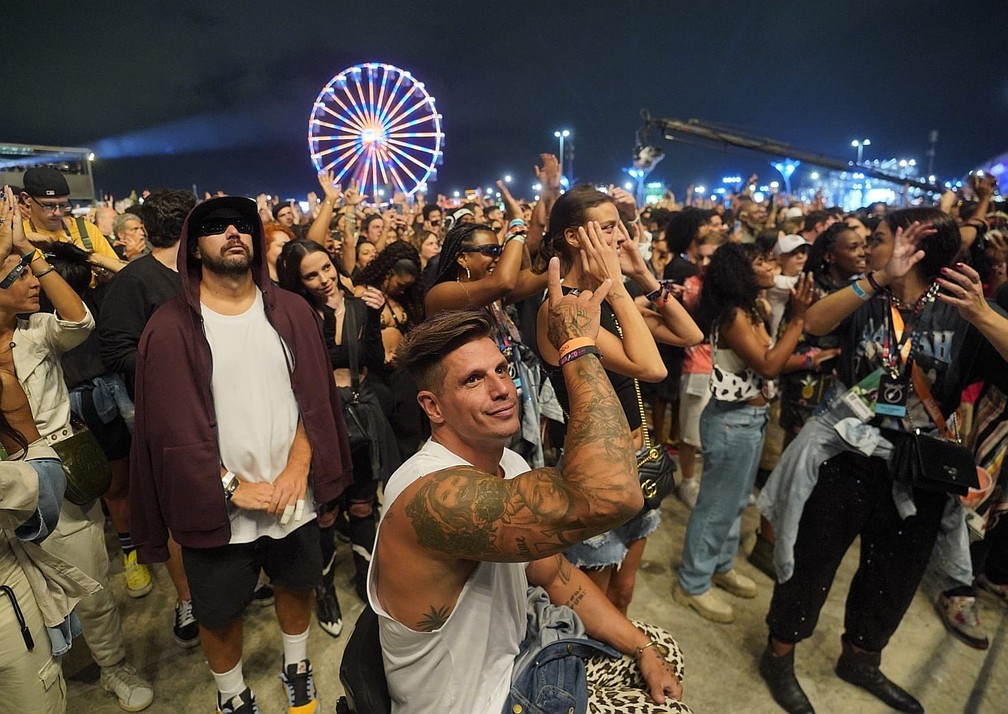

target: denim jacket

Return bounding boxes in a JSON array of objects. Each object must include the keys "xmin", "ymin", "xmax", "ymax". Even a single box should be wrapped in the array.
[{"xmin": 504, "ymin": 586, "xmax": 620, "ymax": 714}]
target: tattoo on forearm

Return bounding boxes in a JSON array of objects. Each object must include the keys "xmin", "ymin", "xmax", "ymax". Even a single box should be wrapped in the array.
[
  {"xmin": 416, "ymin": 605, "xmax": 451, "ymax": 632},
  {"xmin": 547, "ymin": 305, "xmax": 591, "ymax": 349},
  {"xmin": 557, "ymin": 555, "xmax": 572, "ymax": 585},
  {"xmin": 566, "ymin": 585, "xmax": 586, "ymax": 609}
]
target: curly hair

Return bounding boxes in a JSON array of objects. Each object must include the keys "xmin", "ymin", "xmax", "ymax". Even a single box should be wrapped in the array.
[
  {"xmin": 139, "ymin": 189, "xmax": 196, "ymax": 248},
  {"xmin": 694, "ymin": 242, "xmax": 764, "ymax": 337},
  {"xmin": 433, "ymin": 223, "xmax": 496, "ymax": 285},
  {"xmin": 664, "ymin": 207, "xmax": 715, "ymax": 255},
  {"xmin": 358, "ymin": 240, "xmax": 425, "ymax": 326},
  {"xmin": 534, "ymin": 184, "xmax": 615, "ymax": 274}
]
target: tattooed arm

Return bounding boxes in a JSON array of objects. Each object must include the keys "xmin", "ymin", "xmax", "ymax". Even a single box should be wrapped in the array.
[
  {"xmin": 374, "ymin": 259, "xmax": 642, "ymax": 628},
  {"xmin": 399, "ymin": 258, "xmax": 641, "ymax": 561},
  {"xmin": 526, "ymin": 555, "xmax": 683, "ymax": 704}
]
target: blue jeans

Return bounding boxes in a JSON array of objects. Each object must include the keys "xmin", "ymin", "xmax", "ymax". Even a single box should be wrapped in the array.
[{"xmin": 679, "ymin": 399, "xmax": 768, "ymax": 595}]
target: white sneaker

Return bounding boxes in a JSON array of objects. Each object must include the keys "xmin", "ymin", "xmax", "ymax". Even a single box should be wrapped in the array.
[
  {"xmin": 677, "ymin": 478, "xmax": 700, "ymax": 509},
  {"xmin": 713, "ymin": 568, "xmax": 758, "ymax": 598},
  {"xmin": 100, "ymin": 662, "xmax": 154, "ymax": 712}
]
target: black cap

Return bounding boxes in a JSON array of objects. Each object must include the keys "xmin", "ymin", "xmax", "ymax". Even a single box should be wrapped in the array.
[
  {"xmin": 22, "ymin": 167, "xmax": 70, "ymax": 198},
  {"xmin": 186, "ymin": 196, "xmax": 259, "ymax": 238}
]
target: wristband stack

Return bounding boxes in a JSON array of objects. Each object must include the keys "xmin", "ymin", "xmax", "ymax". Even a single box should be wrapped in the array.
[
  {"xmin": 645, "ymin": 283, "xmax": 672, "ymax": 308},
  {"xmin": 505, "ymin": 218, "xmax": 527, "ymax": 244},
  {"xmin": 558, "ymin": 337, "xmax": 600, "ymax": 367}
]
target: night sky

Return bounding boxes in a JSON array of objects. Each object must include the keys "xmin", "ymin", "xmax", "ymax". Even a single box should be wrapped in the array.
[{"xmin": 8, "ymin": 0, "xmax": 1007, "ymax": 201}]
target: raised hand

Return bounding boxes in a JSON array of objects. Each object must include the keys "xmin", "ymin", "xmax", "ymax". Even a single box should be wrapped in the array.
[
  {"xmin": 616, "ymin": 219, "xmax": 648, "ymax": 277},
  {"xmin": 497, "ymin": 179, "xmax": 522, "ymax": 220},
  {"xmin": 344, "ymin": 178, "xmax": 364, "ymax": 206},
  {"xmin": 789, "ymin": 272, "xmax": 817, "ymax": 319},
  {"xmin": 937, "ymin": 262, "xmax": 992, "ymax": 325},
  {"xmin": 881, "ymin": 221, "xmax": 933, "ymax": 282},
  {"xmin": 361, "ymin": 285, "xmax": 387, "ymax": 311},
  {"xmin": 0, "ymin": 185, "xmax": 16, "ymax": 258},
  {"xmin": 607, "ymin": 185, "xmax": 637, "ymax": 220},
  {"xmin": 577, "ymin": 221, "xmax": 622, "ymax": 290},
  {"xmin": 535, "ymin": 153, "xmax": 562, "ymax": 195},
  {"xmin": 545, "ymin": 256, "xmax": 611, "ymax": 349}
]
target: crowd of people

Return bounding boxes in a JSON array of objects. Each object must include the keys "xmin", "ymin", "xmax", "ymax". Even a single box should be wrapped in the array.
[{"xmin": 0, "ymin": 156, "xmax": 1006, "ymax": 714}]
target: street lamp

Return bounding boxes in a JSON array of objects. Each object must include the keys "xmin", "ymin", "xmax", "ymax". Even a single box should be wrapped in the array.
[
  {"xmin": 851, "ymin": 139, "xmax": 871, "ymax": 164},
  {"xmin": 554, "ymin": 129, "xmax": 571, "ymax": 176}
]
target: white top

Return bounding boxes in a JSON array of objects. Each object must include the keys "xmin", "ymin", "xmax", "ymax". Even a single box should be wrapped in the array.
[
  {"xmin": 369, "ymin": 439, "xmax": 529, "ymax": 714},
  {"xmin": 767, "ymin": 273, "xmax": 800, "ymax": 338},
  {"xmin": 12, "ymin": 307, "xmax": 94, "ymax": 442},
  {"xmin": 202, "ymin": 291, "xmax": 314, "ymax": 544}
]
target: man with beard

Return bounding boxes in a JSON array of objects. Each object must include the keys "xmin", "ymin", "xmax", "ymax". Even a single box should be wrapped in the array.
[{"xmin": 131, "ymin": 197, "xmax": 353, "ymax": 713}]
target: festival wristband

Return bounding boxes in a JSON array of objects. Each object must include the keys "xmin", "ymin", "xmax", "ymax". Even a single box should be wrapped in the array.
[
  {"xmin": 558, "ymin": 337, "xmax": 596, "ymax": 360},
  {"xmin": 504, "ymin": 229, "xmax": 527, "ymax": 244},
  {"xmin": 558, "ymin": 344, "xmax": 600, "ymax": 367},
  {"xmin": 851, "ymin": 280, "xmax": 870, "ymax": 301},
  {"xmin": 508, "ymin": 218, "xmax": 526, "ymax": 228},
  {"xmin": 644, "ymin": 284, "xmax": 665, "ymax": 302}
]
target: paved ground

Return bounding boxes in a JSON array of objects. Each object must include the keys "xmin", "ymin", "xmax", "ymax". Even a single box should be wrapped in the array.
[{"xmin": 65, "ymin": 482, "xmax": 1007, "ymax": 713}]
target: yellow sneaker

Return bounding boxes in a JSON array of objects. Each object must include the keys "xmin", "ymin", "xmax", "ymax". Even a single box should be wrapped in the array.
[{"xmin": 123, "ymin": 550, "xmax": 153, "ymax": 598}]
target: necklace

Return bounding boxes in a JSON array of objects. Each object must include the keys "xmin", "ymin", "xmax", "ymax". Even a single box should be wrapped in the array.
[{"xmin": 886, "ymin": 282, "xmax": 939, "ymax": 312}]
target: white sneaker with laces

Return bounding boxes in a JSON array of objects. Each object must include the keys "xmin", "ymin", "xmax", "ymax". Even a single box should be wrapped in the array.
[{"xmin": 100, "ymin": 661, "xmax": 154, "ymax": 712}]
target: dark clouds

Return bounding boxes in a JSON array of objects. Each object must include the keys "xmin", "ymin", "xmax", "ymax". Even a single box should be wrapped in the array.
[{"xmin": 8, "ymin": 1, "xmax": 1007, "ymax": 198}]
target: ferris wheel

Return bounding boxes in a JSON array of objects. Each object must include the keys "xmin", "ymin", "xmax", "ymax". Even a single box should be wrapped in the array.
[{"xmin": 308, "ymin": 63, "xmax": 444, "ymax": 197}]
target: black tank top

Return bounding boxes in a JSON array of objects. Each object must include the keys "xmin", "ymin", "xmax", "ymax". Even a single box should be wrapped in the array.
[{"xmin": 546, "ymin": 288, "xmax": 642, "ymax": 431}]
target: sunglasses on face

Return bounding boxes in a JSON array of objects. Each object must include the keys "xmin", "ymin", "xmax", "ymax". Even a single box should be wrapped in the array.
[
  {"xmin": 196, "ymin": 218, "xmax": 255, "ymax": 236},
  {"xmin": 461, "ymin": 244, "xmax": 503, "ymax": 258}
]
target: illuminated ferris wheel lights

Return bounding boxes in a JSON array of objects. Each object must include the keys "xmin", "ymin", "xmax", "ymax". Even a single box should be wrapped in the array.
[{"xmin": 309, "ymin": 63, "xmax": 443, "ymax": 196}]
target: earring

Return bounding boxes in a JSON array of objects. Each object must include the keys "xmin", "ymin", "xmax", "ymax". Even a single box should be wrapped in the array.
[{"xmin": 465, "ymin": 267, "xmax": 471, "ymax": 280}]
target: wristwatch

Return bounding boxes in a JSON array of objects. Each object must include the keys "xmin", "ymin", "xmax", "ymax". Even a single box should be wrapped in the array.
[{"xmin": 222, "ymin": 471, "xmax": 240, "ymax": 502}]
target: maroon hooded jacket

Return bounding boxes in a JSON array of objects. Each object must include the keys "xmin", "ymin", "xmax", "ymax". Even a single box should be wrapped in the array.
[{"xmin": 129, "ymin": 197, "xmax": 353, "ymax": 563}]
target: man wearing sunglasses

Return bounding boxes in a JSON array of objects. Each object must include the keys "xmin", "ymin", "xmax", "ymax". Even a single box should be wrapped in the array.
[
  {"xmin": 131, "ymin": 196, "xmax": 354, "ymax": 714},
  {"xmin": 19, "ymin": 167, "xmax": 125, "ymax": 280}
]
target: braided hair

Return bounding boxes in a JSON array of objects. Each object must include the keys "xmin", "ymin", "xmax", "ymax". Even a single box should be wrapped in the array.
[
  {"xmin": 358, "ymin": 240, "xmax": 425, "ymax": 327},
  {"xmin": 433, "ymin": 222, "xmax": 497, "ymax": 286}
]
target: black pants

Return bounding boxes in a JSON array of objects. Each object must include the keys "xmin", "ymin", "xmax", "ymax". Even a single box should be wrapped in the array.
[
  {"xmin": 972, "ymin": 511, "xmax": 1008, "ymax": 584},
  {"xmin": 766, "ymin": 451, "xmax": 948, "ymax": 652}
]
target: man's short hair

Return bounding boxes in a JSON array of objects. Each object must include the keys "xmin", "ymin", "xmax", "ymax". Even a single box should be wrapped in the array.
[
  {"xmin": 140, "ymin": 189, "xmax": 196, "ymax": 249},
  {"xmin": 112, "ymin": 212, "xmax": 140, "ymax": 237},
  {"xmin": 394, "ymin": 310, "xmax": 494, "ymax": 394},
  {"xmin": 802, "ymin": 210, "xmax": 829, "ymax": 233}
]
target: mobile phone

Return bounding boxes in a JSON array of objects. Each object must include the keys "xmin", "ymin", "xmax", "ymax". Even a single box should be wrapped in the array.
[{"xmin": 395, "ymin": 203, "xmax": 404, "ymax": 215}]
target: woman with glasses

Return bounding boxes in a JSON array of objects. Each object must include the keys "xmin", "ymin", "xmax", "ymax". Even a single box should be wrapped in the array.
[
  {"xmin": 535, "ymin": 185, "xmax": 702, "ymax": 613},
  {"xmin": 424, "ymin": 184, "xmax": 553, "ymax": 466}
]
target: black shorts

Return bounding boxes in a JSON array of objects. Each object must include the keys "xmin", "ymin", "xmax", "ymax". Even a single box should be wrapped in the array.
[{"xmin": 181, "ymin": 520, "xmax": 322, "ymax": 630}]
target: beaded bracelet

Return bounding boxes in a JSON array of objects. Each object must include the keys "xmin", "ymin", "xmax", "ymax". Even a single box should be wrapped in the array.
[
  {"xmin": 558, "ymin": 344, "xmax": 600, "ymax": 367},
  {"xmin": 865, "ymin": 271, "xmax": 883, "ymax": 293}
]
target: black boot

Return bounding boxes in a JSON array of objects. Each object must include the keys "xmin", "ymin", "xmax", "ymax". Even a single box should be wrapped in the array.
[
  {"xmin": 316, "ymin": 524, "xmax": 343, "ymax": 637},
  {"xmin": 835, "ymin": 638, "xmax": 923, "ymax": 713},
  {"xmin": 349, "ymin": 512, "xmax": 376, "ymax": 602},
  {"xmin": 758, "ymin": 644, "xmax": 815, "ymax": 713}
]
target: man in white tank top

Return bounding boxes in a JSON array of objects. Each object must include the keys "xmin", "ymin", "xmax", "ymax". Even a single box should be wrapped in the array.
[{"xmin": 369, "ymin": 259, "xmax": 688, "ymax": 712}]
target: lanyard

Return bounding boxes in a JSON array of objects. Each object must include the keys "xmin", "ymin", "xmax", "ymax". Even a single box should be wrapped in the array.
[{"xmin": 880, "ymin": 284, "xmax": 939, "ymax": 378}]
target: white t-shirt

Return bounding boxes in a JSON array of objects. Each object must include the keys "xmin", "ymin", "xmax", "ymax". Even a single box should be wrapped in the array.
[
  {"xmin": 369, "ymin": 439, "xmax": 529, "ymax": 714},
  {"xmin": 202, "ymin": 290, "xmax": 315, "ymax": 544}
]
